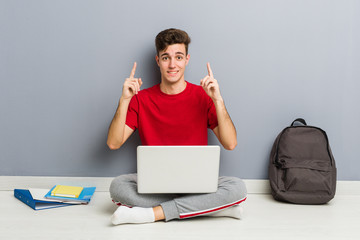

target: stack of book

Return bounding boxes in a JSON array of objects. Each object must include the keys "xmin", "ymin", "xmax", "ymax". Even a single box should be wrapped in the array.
[{"xmin": 14, "ymin": 185, "xmax": 96, "ymax": 210}]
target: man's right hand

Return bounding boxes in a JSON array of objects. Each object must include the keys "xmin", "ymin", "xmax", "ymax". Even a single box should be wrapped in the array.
[
  {"xmin": 122, "ymin": 62, "xmax": 143, "ymax": 100},
  {"xmin": 108, "ymin": 62, "xmax": 140, "ymax": 149}
]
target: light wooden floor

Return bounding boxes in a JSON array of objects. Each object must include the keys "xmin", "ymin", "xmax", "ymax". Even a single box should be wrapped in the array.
[{"xmin": 1, "ymin": 189, "xmax": 359, "ymax": 240}]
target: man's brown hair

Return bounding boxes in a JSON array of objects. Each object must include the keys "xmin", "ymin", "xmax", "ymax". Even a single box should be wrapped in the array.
[{"xmin": 155, "ymin": 28, "xmax": 191, "ymax": 56}]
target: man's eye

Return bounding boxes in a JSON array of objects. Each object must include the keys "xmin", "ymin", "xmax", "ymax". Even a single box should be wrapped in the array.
[
  {"xmin": 176, "ymin": 56, "xmax": 183, "ymax": 60},
  {"xmin": 162, "ymin": 57, "xmax": 168, "ymax": 61}
]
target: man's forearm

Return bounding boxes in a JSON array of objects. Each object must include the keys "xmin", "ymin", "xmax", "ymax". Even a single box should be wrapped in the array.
[
  {"xmin": 107, "ymin": 97, "xmax": 131, "ymax": 150},
  {"xmin": 200, "ymin": 63, "xmax": 237, "ymax": 150},
  {"xmin": 214, "ymin": 99, "xmax": 237, "ymax": 150}
]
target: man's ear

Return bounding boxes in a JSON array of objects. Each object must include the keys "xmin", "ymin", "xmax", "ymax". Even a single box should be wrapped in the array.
[
  {"xmin": 186, "ymin": 54, "xmax": 190, "ymax": 65},
  {"xmin": 155, "ymin": 55, "xmax": 160, "ymax": 66}
]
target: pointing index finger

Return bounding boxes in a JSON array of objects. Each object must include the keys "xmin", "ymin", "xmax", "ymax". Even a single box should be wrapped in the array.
[
  {"xmin": 130, "ymin": 62, "xmax": 137, "ymax": 78},
  {"xmin": 207, "ymin": 62, "xmax": 213, "ymax": 77}
]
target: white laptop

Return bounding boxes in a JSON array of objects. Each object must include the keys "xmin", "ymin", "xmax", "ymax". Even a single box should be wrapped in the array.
[{"xmin": 137, "ymin": 145, "xmax": 220, "ymax": 194}]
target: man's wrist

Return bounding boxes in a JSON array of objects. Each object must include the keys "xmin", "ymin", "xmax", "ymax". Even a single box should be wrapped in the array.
[
  {"xmin": 212, "ymin": 96, "xmax": 224, "ymax": 105},
  {"xmin": 119, "ymin": 95, "xmax": 132, "ymax": 105}
]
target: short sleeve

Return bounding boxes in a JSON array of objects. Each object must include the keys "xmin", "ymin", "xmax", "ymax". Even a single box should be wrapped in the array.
[
  {"xmin": 207, "ymin": 97, "xmax": 218, "ymax": 130},
  {"xmin": 125, "ymin": 95, "xmax": 139, "ymax": 130}
]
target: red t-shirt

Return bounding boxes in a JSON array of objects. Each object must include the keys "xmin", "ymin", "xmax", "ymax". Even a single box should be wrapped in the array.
[{"xmin": 125, "ymin": 81, "xmax": 218, "ymax": 145}]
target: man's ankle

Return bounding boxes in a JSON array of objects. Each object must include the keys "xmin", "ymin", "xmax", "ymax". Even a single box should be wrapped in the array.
[{"xmin": 153, "ymin": 206, "xmax": 165, "ymax": 221}]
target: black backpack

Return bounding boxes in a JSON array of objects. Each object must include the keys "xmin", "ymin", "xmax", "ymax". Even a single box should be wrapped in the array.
[{"xmin": 269, "ymin": 118, "xmax": 337, "ymax": 204}]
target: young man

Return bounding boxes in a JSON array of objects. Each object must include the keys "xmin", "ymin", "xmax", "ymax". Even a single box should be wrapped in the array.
[{"xmin": 107, "ymin": 28, "xmax": 247, "ymax": 225}]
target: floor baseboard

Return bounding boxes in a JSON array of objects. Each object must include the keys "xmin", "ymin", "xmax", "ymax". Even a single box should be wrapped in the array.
[{"xmin": 1, "ymin": 176, "xmax": 359, "ymax": 195}]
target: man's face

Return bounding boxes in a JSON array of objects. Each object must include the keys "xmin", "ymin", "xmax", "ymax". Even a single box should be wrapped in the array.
[{"xmin": 156, "ymin": 43, "xmax": 190, "ymax": 84}]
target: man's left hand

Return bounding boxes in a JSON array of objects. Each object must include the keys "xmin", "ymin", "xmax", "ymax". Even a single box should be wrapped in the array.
[{"xmin": 200, "ymin": 63, "xmax": 223, "ymax": 102}]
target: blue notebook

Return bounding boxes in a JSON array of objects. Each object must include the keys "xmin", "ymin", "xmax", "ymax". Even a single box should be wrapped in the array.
[
  {"xmin": 44, "ymin": 185, "xmax": 96, "ymax": 203},
  {"xmin": 14, "ymin": 189, "xmax": 74, "ymax": 210}
]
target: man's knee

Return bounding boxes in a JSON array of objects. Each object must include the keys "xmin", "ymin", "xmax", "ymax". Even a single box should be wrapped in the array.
[
  {"xmin": 109, "ymin": 174, "xmax": 137, "ymax": 203},
  {"xmin": 219, "ymin": 176, "xmax": 247, "ymax": 201}
]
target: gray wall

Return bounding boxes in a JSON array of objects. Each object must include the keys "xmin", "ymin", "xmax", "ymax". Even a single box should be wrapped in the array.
[{"xmin": 1, "ymin": 0, "xmax": 359, "ymax": 180}]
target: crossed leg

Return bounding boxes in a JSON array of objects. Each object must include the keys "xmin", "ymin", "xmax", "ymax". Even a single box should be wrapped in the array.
[{"xmin": 110, "ymin": 174, "xmax": 247, "ymax": 225}]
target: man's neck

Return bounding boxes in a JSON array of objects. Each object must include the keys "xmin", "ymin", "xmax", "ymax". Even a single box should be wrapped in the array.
[{"xmin": 160, "ymin": 79, "xmax": 187, "ymax": 95}]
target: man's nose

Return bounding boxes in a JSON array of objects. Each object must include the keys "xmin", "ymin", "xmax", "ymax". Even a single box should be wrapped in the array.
[{"xmin": 169, "ymin": 59, "xmax": 176, "ymax": 68}]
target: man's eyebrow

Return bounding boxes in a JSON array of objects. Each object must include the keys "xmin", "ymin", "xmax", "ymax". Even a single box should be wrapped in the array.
[{"xmin": 160, "ymin": 52, "xmax": 185, "ymax": 57}]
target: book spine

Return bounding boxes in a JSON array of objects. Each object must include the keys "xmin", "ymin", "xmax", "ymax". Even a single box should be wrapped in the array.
[{"xmin": 14, "ymin": 190, "xmax": 35, "ymax": 210}]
